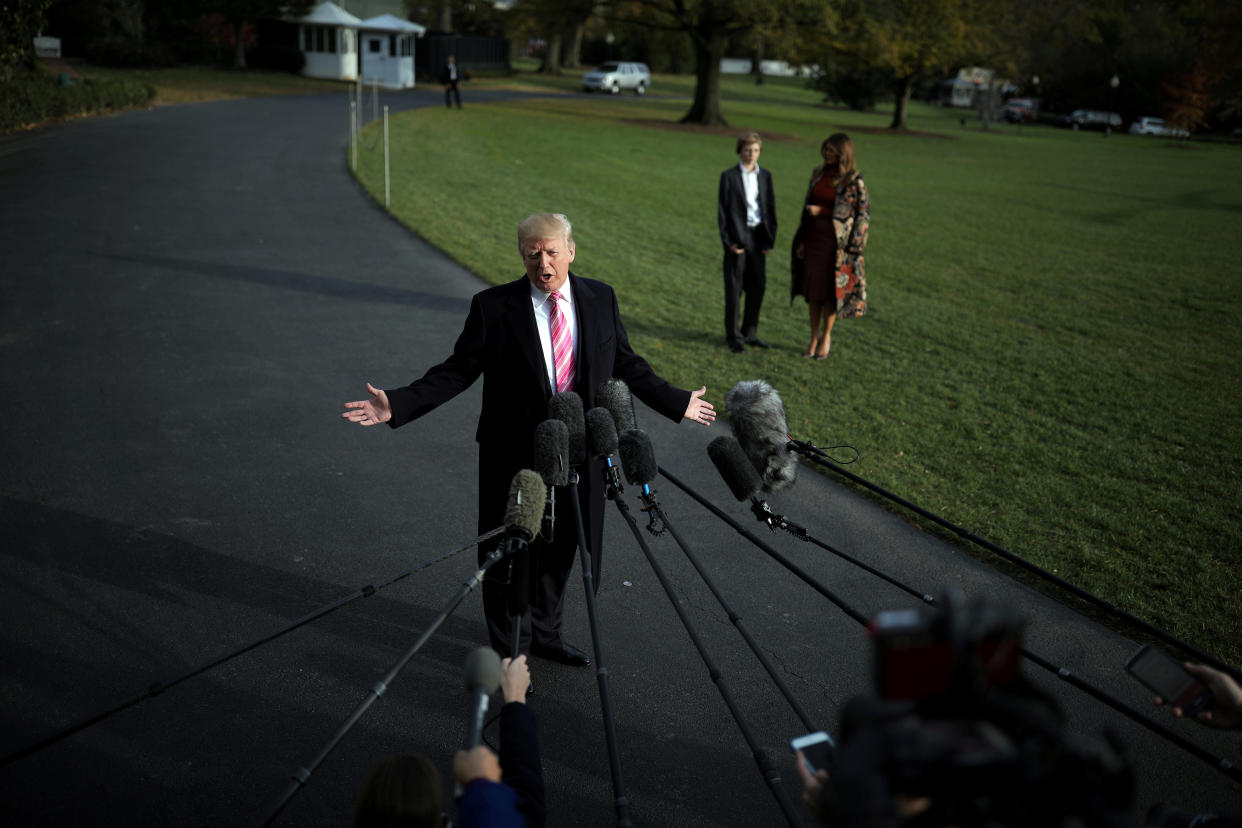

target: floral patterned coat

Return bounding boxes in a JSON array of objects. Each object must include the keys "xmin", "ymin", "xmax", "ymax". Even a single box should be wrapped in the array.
[{"xmin": 790, "ymin": 168, "xmax": 870, "ymax": 318}]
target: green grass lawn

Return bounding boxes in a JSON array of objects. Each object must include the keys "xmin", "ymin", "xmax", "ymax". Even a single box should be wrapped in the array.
[
  {"xmin": 351, "ymin": 84, "xmax": 1242, "ymax": 665},
  {"xmin": 75, "ymin": 62, "xmax": 350, "ymax": 105}
]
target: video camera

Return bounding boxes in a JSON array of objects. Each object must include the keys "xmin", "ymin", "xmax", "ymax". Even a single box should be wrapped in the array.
[{"xmin": 820, "ymin": 588, "xmax": 1136, "ymax": 827}]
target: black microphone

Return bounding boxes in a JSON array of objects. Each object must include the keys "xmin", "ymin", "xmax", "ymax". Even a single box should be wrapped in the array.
[
  {"xmin": 707, "ymin": 434, "xmax": 808, "ymax": 539},
  {"xmin": 463, "ymin": 646, "xmax": 502, "ymax": 749},
  {"xmin": 503, "ymin": 469, "xmax": 546, "ymax": 621},
  {"xmin": 598, "ymin": 378, "xmax": 637, "ymax": 434},
  {"xmin": 533, "ymin": 418, "xmax": 568, "ymax": 542},
  {"xmin": 707, "ymin": 435, "xmax": 761, "ymax": 501},
  {"xmin": 586, "ymin": 406, "xmax": 624, "ymax": 496},
  {"xmin": 618, "ymin": 428, "xmax": 664, "ymax": 535},
  {"xmin": 549, "ymin": 391, "xmax": 587, "ymax": 467},
  {"xmin": 617, "ymin": 429, "xmax": 657, "ymax": 490},
  {"xmin": 725, "ymin": 379, "xmax": 798, "ymax": 492}
]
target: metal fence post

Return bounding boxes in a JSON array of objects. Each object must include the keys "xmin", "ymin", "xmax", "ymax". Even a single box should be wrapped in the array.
[
  {"xmin": 383, "ymin": 105, "xmax": 390, "ymax": 207},
  {"xmin": 350, "ymin": 100, "xmax": 357, "ymax": 172}
]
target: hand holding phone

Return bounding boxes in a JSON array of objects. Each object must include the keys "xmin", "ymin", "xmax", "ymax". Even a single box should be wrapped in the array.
[
  {"xmin": 789, "ymin": 730, "xmax": 835, "ymax": 777},
  {"xmin": 1126, "ymin": 644, "xmax": 1213, "ymax": 718}
]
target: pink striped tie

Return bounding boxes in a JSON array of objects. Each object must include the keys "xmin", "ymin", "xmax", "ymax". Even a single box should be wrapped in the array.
[{"xmin": 550, "ymin": 291, "xmax": 575, "ymax": 393}]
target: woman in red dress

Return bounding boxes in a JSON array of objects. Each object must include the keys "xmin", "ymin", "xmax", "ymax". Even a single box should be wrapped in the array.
[{"xmin": 790, "ymin": 133, "xmax": 870, "ymax": 359}]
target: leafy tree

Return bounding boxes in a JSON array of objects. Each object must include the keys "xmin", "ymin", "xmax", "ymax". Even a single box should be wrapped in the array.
[
  {"xmin": 831, "ymin": 0, "xmax": 995, "ymax": 130},
  {"xmin": 2, "ymin": 0, "xmax": 54, "ymax": 83},
  {"xmin": 214, "ymin": 0, "xmax": 312, "ymax": 68},
  {"xmin": 607, "ymin": 0, "xmax": 827, "ymax": 126}
]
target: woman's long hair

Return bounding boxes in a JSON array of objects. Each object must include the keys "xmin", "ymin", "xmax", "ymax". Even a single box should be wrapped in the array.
[{"xmin": 820, "ymin": 133, "xmax": 856, "ymax": 186}]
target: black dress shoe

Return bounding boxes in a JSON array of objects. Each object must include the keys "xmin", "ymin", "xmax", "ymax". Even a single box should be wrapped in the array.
[
  {"xmin": 728, "ymin": 341, "xmax": 745, "ymax": 354},
  {"xmin": 745, "ymin": 337, "xmax": 772, "ymax": 349},
  {"xmin": 531, "ymin": 642, "xmax": 592, "ymax": 667}
]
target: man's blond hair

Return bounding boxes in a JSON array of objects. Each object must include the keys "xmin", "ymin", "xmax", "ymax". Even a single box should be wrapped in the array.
[{"xmin": 517, "ymin": 213, "xmax": 574, "ymax": 250}]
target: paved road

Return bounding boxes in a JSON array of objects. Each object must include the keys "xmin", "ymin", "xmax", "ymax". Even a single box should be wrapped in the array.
[{"xmin": 2, "ymin": 87, "xmax": 1238, "ymax": 826}]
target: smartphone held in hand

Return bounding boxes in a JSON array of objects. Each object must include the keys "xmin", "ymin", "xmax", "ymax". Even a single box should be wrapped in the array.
[
  {"xmin": 1125, "ymin": 644, "xmax": 1213, "ymax": 716},
  {"xmin": 790, "ymin": 730, "xmax": 836, "ymax": 776}
]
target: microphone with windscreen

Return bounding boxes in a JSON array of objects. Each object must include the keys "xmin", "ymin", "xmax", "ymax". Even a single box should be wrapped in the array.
[
  {"xmin": 707, "ymin": 434, "xmax": 808, "ymax": 539},
  {"xmin": 503, "ymin": 470, "xmax": 546, "ymax": 655},
  {"xmin": 463, "ymin": 646, "xmax": 502, "ymax": 749},
  {"xmin": 618, "ymin": 429, "xmax": 664, "ymax": 535},
  {"xmin": 598, "ymin": 378, "xmax": 637, "ymax": 434},
  {"xmin": 725, "ymin": 379, "xmax": 797, "ymax": 493},
  {"xmin": 549, "ymin": 391, "xmax": 587, "ymax": 468},
  {"xmin": 533, "ymin": 418, "xmax": 568, "ymax": 542},
  {"xmin": 617, "ymin": 429, "xmax": 657, "ymax": 490},
  {"xmin": 586, "ymin": 406, "xmax": 624, "ymax": 497}
]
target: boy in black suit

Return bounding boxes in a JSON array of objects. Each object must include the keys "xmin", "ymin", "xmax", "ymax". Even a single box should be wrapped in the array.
[{"xmin": 717, "ymin": 131, "xmax": 777, "ymax": 353}]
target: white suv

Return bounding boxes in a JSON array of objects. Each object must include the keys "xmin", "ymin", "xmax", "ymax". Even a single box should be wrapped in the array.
[
  {"xmin": 581, "ymin": 62, "xmax": 651, "ymax": 95},
  {"xmin": 1129, "ymin": 116, "xmax": 1189, "ymax": 138}
]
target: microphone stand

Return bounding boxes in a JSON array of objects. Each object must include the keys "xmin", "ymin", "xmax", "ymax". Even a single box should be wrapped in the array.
[
  {"xmin": 612, "ymin": 486, "xmax": 802, "ymax": 827},
  {"xmin": 785, "ymin": 439, "xmax": 1235, "ymax": 678},
  {"xmin": 0, "ymin": 526, "xmax": 504, "ymax": 771},
  {"xmin": 659, "ymin": 466, "xmax": 1242, "ymax": 786},
  {"xmin": 638, "ymin": 493, "xmax": 819, "ymax": 733},
  {"xmin": 565, "ymin": 467, "xmax": 633, "ymax": 828},
  {"xmin": 253, "ymin": 539, "xmax": 517, "ymax": 828}
]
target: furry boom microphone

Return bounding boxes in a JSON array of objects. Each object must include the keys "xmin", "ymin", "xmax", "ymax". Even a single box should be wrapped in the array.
[{"xmin": 725, "ymin": 380, "xmax": 797, "ymax": 492}]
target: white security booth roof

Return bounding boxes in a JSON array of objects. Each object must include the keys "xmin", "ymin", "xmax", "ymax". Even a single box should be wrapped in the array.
[
  {"xmin": 293, "ymin": 1, "xmax": 361, "ymax": 26},
  {"xmin": 359, "ymin": 14, "xmax": 427, "ymax": 35}
]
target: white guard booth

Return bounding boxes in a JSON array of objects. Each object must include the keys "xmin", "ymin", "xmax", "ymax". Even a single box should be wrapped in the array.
[
  {"xmin": 292, "ymin": 1, "xmax": 360, "ymax": 83},
  {"xmin": 357, "ymin": 14, "xmax": 426, "ymax": 90}
]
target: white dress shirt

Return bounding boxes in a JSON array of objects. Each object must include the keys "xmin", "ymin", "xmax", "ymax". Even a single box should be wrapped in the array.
[{"xmin": 740, "ymin": 163, "xmax": 762, "ymax": 228}]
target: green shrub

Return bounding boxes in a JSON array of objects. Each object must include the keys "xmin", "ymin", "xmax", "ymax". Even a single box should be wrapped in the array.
[{"xmin": 0, "ymin": 72, "xmax": 154, "ymax": 132}]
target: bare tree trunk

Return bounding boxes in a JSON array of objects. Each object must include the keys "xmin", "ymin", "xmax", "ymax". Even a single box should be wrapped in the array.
[
  {"xmin": 540, "ymin": 30, "xmax": 563, "ymax": 74},
  {"xmin": 890, "ymin": 75, "xmax": 913, "ymax": 129},
  {"xmin": 563, "ymin": 21, "xmax": 584, "ymax": 69},
  {"xmin": 681, "ymin": 27, "xmax": 727, "ymax": 125},
  {"xmin": 750, "ymin": 37, "xmax": 764, "ymax": 85},
  {"xmin": 438, "ymin": 1, "xmax": 452, "ymax": 32},
  {"xmin": 233, "ymin": 20, "xmax": 246, "ymax": 69}
]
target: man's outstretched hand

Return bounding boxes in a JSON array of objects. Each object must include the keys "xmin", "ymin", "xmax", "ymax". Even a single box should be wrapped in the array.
[
  {"xmin": 684, "ymin": 386, "xmax": 716, "ymax": 426},
  {"xmin": 342, "ymin": 383, "xmax": 392, "ymax": 427}
]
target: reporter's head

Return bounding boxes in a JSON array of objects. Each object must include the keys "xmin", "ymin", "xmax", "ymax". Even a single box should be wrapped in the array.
[{"xmin": 352, "ymin": 754, "xmax": 444, "ymax": 828}]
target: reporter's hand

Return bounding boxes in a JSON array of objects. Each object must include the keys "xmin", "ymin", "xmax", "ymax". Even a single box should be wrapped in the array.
[
  {"xmin": 1156, "ymin": 662, "xmax": 1242, "ymax": 729},
  {"xmin": 501, "ymin": 655, "xmax": 530, "ymax": 704},
  {"xmin": 453, "ymin": 746, "xmax": 501, "ymax": 786},
  {"xmin": 795, "ymin": 750, "xmax": 829, "ymax": 818}
]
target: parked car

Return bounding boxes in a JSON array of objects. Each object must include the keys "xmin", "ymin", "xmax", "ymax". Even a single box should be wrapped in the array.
[
  {"xmin": 1056, "ymin": 109, "xmax": 1122, "ymax": 131},
  {"xmin": 1002, "ymin": 97, "xmax": 1038, "ymax": 123},
  {"xmin": 581, "ymin": 61, "xmax": 651, "ymax": 95},
  {"xmin": 1128, "ymin": 116, "xmax": 1189, "ymax": 138}
]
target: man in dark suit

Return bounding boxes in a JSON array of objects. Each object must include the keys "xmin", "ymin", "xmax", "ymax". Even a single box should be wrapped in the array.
[
  {"xmin": 342, "ymin": 213, "xmax": 715, "ymax": 665},
  {"xmin": 440, "ymin": 54, "xmax": 462, "ymax": 109},
  {"xmin": 717, "ymin": 131, "xmax": 777, "ymax": 353}
]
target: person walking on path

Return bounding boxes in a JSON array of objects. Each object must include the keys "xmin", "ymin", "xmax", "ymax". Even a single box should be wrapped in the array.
[
  {"xmin": 441, "ymin": 55, "xmax": 463, "ymax": 109},
  {"xmin": 791, "ymin": 133, "xmax": 870, "ymax": 359},
  {"xmin": 717, "ymin": 131, "xmax": 777, "ymax": 354}
]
